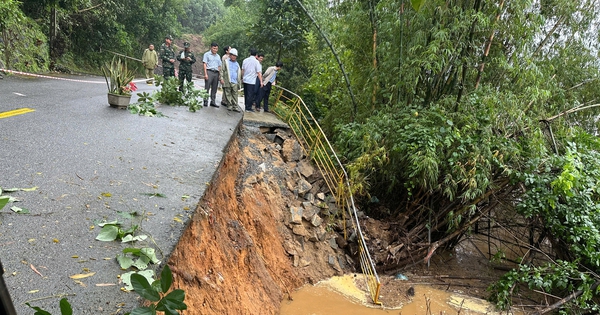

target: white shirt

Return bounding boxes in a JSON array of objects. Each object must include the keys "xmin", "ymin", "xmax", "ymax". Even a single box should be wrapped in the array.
[{"xmin": 242, "ymin": 56, "xmax": 260, "ymax": 85}]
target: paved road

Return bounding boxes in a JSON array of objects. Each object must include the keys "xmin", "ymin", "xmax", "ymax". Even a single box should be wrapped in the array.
[{"xmin": 0, "ymin": 74, "xmax": 241, "ymax": 313}]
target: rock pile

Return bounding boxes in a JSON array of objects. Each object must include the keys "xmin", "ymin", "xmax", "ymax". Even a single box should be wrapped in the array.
[{"xmin": 252, "ymin": 126, "xmax": 356, "ymax": 276}]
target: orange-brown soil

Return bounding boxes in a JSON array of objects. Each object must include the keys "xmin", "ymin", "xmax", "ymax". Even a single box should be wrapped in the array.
[{"xmin": 167, "ymin": 126, "xmax": 352, "ymax": 314}]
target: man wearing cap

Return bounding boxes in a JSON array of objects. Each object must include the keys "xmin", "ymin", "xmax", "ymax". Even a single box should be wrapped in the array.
[
  {"xmin": 220, "ymin": 48, "xmax": 242, "ymax": 112},
  {"xmin": 202, "ymin": 42, "xmax": 222, "ymax": 107},
  {"xmin": 159, "ymin": 35, "xmax": 176, "ymax": 79},
  {"xmin": 141, "ymin": 44, "xmax": 158, "ymax": 85},
  {"xmin": 177, "ymin": 42, "xmax": 196, "ymax": 91}
]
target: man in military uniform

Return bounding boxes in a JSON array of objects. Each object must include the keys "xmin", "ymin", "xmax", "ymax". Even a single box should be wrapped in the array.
[
  {"xmin": 159, "ymin": 35, "xmax": 175, "ymax": 79},
  {"xmin": 177, "ymin": 42, "xmax": 196, "ymax": 91}
]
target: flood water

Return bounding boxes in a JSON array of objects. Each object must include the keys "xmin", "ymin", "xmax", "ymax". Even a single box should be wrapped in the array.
[{"xmin": 280, "ymin": 284, "xmax": 474, "ymax": 315}]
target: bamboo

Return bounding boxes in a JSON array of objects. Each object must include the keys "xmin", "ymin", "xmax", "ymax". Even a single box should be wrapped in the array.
[{"xmin": 292, "ymin": 0, "xmax": 359, "ymax": 119}]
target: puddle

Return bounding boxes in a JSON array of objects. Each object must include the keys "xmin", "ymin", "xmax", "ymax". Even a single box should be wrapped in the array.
[{"xmin": 280, "ymin": 274, "xmax": 520, "ymax": 315}]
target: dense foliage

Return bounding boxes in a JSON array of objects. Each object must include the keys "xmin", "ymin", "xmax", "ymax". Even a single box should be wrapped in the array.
[
  {"xmin": 1, "ymin": 0, "xmax": 222, "ymax": 72},
  {"xmin": 299, "ymin": 0, "xmax": 600, "ymax": 313}
]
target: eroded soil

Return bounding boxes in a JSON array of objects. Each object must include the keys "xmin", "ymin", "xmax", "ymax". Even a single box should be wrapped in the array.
[{"xmin": 167, "ymin": 123, "xmax": 521, "ymax": 314}]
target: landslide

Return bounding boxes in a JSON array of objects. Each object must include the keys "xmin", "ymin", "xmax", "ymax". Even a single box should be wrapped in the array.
[{"xmin": 167, "ymin": 124, "xmax": 355, "ymax": 314}]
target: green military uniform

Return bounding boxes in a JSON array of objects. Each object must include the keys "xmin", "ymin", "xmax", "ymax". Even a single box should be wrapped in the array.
[
  {"xmin": 159, "ymin": 36, "xmax": 175, "ymax": 79},
  {"xmin": 177, "ymin": 42, "xmax": 196, "ymax": 91}
]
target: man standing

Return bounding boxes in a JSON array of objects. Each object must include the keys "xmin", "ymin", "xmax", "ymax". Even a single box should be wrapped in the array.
[
  {"xmin": 176, "ymin": 42, "xmax": 196, "ymax": 91},
  {"xmin": 142, "ymin": 44, "xmax": 158, "ymax": 85},
  {"xmin": 220, "ymin": 45, "xmax": 232, "ymax": 107},
  {"xmin": 202, "ymin": 42, "xmax": 222, "ymax": 107},
  {"xmin": 241, "ymin": 49, "xmax": 263, "ymax": 112},
  {"xmin": 159, "ymin": 35, "xmax": 176, "ymax": 79},
  {"xmin": 220, "ymin": 48, "xmax": 242, "ymax": 112},
  {"xmin": 252, "ymin": 53, "xmax": 264, "ymax": 110},
  {"xmin": 257, "ymin": 61, "xmax": 283, "ymax": 113}
]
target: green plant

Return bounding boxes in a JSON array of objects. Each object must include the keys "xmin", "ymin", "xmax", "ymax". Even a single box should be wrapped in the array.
[
  {"xmin": 154, "ymin": 76, "xmax": 182, "ymax": 105},
  {"xmin": 128, "ymin": 92, "xmax": 164, "ymax": 117},
  {"xmin": 26, "ymin": 265, "xmax": 186, "ymax": 315},
  {"xmin": 128, "ymin": 265, "xmax": 187, "ymax": 315},
  {"xmin": 153, "ymin": 76, "xmax": 208, "ymax": 112},
  {"xmin": 95, "ymin": 218, "xmax": 147, "ymax": 242},
  {"xmin": 102, "ymin": 57, "xmax": 136, "ymax": 96},
  {"xmin": 181, "ymin": 81, "xmax": 206, "ymax": 112}
]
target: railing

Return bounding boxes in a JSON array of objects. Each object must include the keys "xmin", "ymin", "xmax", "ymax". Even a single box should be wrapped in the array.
[{"xmin": 270, "ymin": 85, "xmax": 382, "ymax": 305}]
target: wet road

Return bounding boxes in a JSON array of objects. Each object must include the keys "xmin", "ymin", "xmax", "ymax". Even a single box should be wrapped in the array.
[{"xmin": 0, "ymin": 74, "xmax": 241, "ymax": 313}]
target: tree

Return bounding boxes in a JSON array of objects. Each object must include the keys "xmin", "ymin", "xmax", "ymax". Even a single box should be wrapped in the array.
[
  {"xmin": 180, "ymin": 0, "xmax": 224, "ymax": 34},
  {"xmin": 0, "ymin": 0, "xmax": 48, "ymax": 71},
  {"xmin": 304, "ymin": 0, "xmax": 600, "ymax": 312}
]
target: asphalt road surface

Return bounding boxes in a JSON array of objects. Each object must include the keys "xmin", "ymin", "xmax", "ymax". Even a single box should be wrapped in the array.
[{"xmin": 0, "ymin": 73, "xmax": 241, "ymax": 314}]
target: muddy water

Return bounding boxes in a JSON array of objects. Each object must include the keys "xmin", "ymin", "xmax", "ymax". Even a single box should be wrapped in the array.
[{"xmin": 280, "ymin": 284, "xmax": 468, "ymax": 314}]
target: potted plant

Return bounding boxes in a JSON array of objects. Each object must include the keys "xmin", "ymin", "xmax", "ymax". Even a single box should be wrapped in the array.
[{"xmin": 102, "ymin": 57, "xmax": 137, "ymax": 108}]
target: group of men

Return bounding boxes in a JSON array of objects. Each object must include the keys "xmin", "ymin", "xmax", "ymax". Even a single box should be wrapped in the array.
[{"xmin": 141, "ymin": 35, "xmax": 283, "ymax": 113}]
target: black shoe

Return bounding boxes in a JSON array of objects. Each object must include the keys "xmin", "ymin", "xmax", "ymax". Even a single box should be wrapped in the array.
[
  {"xmin": 245, "ymin": 109, "xmax": 254, "ymax": 112},
  {"xmin": 210, "ymin": 103, "xmax": 219, "ymax": 108},
  {"xmin": 264, "ymin": 109, "xmax": 270, "ymax": 113},
  {"xmin": 203, "ymin": 102, "xmax": 208, "ymax": 107}
]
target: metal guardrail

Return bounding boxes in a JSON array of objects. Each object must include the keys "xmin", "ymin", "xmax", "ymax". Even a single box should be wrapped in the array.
[{"xmin": 270, "ymin": 85, "xmax": 382, "ymax": 305}]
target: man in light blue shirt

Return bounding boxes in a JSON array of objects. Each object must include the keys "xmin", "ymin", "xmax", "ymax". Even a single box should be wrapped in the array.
[
  {"xmin": 257, "ymin": 61, "xmax": 283, "ymax": 113},
  {"xmin": 203, "ymin": 42, "xmax": 222, "ymax": 107},
  {"xmin": 241, "ymin": 49, "xmax": 263, "ymax": 112}
]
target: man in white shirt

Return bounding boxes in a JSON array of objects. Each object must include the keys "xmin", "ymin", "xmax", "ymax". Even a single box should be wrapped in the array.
[{"xmin": 241, "ymin": 49, "xmax": 263, "ymax": 112}]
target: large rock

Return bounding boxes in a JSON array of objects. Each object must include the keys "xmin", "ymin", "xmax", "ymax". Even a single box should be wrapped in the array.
[
  {"xmin": 290, "ymin": 206, "xmax": 303, "ymax": 224},
  {"xmin": 282, "ymin": 139, "xmax": 303, "ymax": 162},
  {"xmin": 302, "ymin": 202, "xmax": 318, "ymax": 220},
  {"xmin": 292, "ymin": 224, "xmax": 309, "ymax": 237},
  {"xmin": 310, "ymin": 214, "xmax": 323, "ymax": 227},
  {"xmin": 296, "ymin": 178, "xmax": 312, "ymax": 196},
  {"xmin": 297, "ymin": 160, "xmax": 314, "ymax": 178}
]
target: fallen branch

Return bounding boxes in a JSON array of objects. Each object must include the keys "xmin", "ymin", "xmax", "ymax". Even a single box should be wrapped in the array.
[{"xmin": 532, "ymin": 280, "xmax": 600, "ymax": 315}]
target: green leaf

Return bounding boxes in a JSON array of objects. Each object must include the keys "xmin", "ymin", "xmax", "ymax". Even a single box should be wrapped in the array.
[
  {"xmin": 59, "ymin": 298, "xmax": 73, "ymax": 315},
  {"xmin": 156, "ymin": 289, "xmax": 187, "ymax": 313},
  {"xmin": 141, "ymin": 247, "xmax": 160, "ymax": 264},
  {"xmin": 97, "ymin": 219, "xmax": 119, "ymax": 227},
  {"xmin": 160, "ymin": 265, "xmax": 173, "ymax": 293},
  {"xmin": 411, "ymin": 0, "xmax": 427, "ymax": 11},
  {"xmin": 117, "ymin": 254, "xmax": 135, "ymax": 269},
  {"xmin": 122, "ymin": 234, "xmax": 148, "ymax": 243},
  {"xmin": 10, "ymin": 206, "xmax": 30, "ymax": 214},
  {"xmin": 130, "ymin": 306, "xmax": 156, "ymax": 315},
  {"xmin": 131, "ymin": 273, "xmax": 161, "ymax": 302},
  {"xmin": 96, "ymin": 225, "xmax": 119, "ymax": 241},
  {"xmin": 0, "ymin": 196, "xmax": 9, "ymax": 210},
  {"xmin": 132, "ymin": 255, "xmax": 150, "ymax": 270},
  {"xmin": 123, "ymin": 247, "xmax": 142, "ymax": 256},
  {"xmin": 25, "ymin": 303, "xmax": 53, "ymax": 315}
]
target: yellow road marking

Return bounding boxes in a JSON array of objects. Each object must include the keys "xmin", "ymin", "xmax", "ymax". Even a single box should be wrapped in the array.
[{"xmin": 0, "ymin": 108, "xmax": 35, "ymax": 119}]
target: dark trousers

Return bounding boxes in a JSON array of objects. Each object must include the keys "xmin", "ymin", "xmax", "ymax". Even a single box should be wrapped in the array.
[
  {"xmin": 205, "ymin": 70, "xmax": 219, "ymax": 105},
  {"xmin": 253, "ymin": 77, "xmax": 262, "ymax": 106},
  {"xmin": 257, "ymin": 82, "xmax": 272, "ymax": 111},
  {"xmin": 243, "ymin": 83, "xmax": 255, "ymax": 110},
  {"xmin": 163, "ymin": 67, "xmax": 175, "ymax": 79},
  {"xmin": 178, "ymin": 69, "xmax": 192, "ymax": 91}
]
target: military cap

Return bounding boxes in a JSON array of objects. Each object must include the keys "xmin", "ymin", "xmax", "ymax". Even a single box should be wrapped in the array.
[
  {"xmin": 165, "ymin": 35, "xmax": 173, "ymax": 40},
  {"xmin": 183, "ymin": 42, "xmax": 190, "ymax": 48}
]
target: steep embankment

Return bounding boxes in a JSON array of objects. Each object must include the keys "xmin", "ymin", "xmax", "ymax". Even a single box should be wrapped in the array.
[{"xmin": 167, "ymin": 124, "xmax": 353, "ymax": 314}]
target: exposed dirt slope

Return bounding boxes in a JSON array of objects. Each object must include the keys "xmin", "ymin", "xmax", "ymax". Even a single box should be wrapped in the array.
[{"xmin": 167, "ymin": 125, "xmax": 353, "ymax": 314}]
